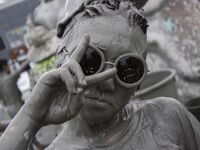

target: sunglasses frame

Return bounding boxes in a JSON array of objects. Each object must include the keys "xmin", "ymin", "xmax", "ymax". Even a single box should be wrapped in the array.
[{"xmin": 81, "ymin": 45, "xmax": 148, "ymax": 88}]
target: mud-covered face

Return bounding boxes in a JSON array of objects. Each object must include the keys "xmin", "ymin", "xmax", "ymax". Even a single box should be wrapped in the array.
[{"xmin": 64, "ymin": 15, "xmax": 147, "ymax": 124}]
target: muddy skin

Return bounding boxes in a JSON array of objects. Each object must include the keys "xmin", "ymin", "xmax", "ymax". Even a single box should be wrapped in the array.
[{"xmin": 0, "ymin": 1, "xmax": 200, "ymax": 150}]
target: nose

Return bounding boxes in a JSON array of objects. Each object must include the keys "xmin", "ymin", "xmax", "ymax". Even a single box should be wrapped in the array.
[
  {"xmin": 99, "ymin": 64, "xmax": 115, "ymax": 90},
  {"xmin": 96, "ymin": 62, "xmax": 116, "ymax": 91}
]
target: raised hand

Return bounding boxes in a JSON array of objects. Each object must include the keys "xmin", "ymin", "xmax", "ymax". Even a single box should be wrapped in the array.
[{"xmin": 24, "ymin": 34, "xmax": 117, "ymax": 126}]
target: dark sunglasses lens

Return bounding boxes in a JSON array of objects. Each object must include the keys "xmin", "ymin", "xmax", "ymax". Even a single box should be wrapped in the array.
[
  {"xmin": 117, "ymin": 56, "xmax": 144, "ymax": 84},
  {"xmin": 80, "ymin": 47, "xmax": 102, "ymax": 75}
]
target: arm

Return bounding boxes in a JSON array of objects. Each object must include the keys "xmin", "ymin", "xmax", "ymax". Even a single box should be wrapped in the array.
[
  {"xmin": 157, "ymin": 98, "xmax": 200, "ymax": 150},
  {"xmin": 177, "ymin": 103, "xmax": 200, "ymax": 149},
  {"xmin": 0, "ymin": 105, "xmax": 40, "ymax": 150},
  {"xmin": 0, "ymin": 34, "xmax": 117, "ymax": 150}
]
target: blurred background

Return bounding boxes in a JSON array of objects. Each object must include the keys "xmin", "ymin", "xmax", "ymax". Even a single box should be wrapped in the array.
[
  {"xmin": 0, "ymin": 0, "xmax": 39, "ymax": 61},
  {"xmin": 0, "ymin": 0, "xmax": 199, "ymax": 149}
]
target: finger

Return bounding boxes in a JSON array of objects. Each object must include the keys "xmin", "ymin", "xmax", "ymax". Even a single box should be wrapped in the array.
[
  {"xmin": 68, "ymin": 60, "xmax": 87, "ymax": 87},
  {"xmin": 47, "ymin": 92, "xmax": 84, "ymax": 124},
  {"xmin": 70, "ymin": 34, "xmax": 90, "ymax": 62},
  {"xmin": 85, "ymin": 68, "xmax": 117, "ymax": 86},
  {"xmin": 59, "ymin": 68, "xmax": 77, "ymax": 93},
  {"xmin": 65, "ymin": 92, "xmax": 84, "ymax": 120}
]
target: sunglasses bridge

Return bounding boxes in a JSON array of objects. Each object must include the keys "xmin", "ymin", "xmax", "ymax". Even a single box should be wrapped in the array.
[{"xmin": 104, "ymin": 61, "xmax": 115, "ymax": 67}]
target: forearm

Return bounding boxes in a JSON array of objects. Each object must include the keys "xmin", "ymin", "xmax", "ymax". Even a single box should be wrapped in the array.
[{"xmin": 0, "ymin": 105, "xmax": 41, "ymax": 150}]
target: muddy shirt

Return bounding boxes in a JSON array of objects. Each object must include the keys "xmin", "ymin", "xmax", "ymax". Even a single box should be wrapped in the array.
[{"xmin": 46, "ymin": 98, "xmax": 200, "ymax": 150}]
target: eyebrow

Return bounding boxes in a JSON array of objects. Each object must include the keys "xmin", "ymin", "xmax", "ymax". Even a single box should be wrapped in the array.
[
  {"xmin": 111, "ymin": 51, "xmax": 126, "ymax": 61},
  {"xmin": 94, "ymin": 45, "xmax": 136, "ymax": 61}
]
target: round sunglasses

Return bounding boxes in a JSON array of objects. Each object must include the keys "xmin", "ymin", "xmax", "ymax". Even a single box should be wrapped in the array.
[{"xmin": 80, "ymin": 45, "xmax": 148, "ymax": 88}]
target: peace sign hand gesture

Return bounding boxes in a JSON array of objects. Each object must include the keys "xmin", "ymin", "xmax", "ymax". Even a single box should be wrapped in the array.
[{"xmin": 24, "ymin": 34, "xmax": 117, "ymax": 126}]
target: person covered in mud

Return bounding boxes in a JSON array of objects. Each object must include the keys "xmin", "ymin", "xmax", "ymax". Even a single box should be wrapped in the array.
[
  {"xmin": 24, "ymin": 0, "xmax": 66, "ymax": 86},
  {"xmin": 0, "ymin": 0, "xmax": 200, "ymax": 150},
  {"xmin": 0, "ymin": 59, "xmax": 29, "ymax": 118},
  {"xmin": 32, "ymin": 0, "xmax": 66, "ymax": 30}
]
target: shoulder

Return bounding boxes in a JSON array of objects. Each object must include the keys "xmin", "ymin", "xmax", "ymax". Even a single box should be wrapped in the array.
[
  {"xmin": 127, "ymin": 98, "xmax": 187, "ymax": 146},
  {"xmin": 130, "ymin": 97, "xmax": 186, "ymax": 123},
  {"xmin": 132, "ymin": 97, "xmax": 184, "ymax": 112},
  {"xmin": 131, "ymin": 98, "xmax": 200, "ymax": 149}
]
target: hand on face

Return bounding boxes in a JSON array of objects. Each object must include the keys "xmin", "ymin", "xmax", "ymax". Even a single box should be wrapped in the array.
[{"xmin": 25, "ymin": 34, "xmax": 117, "ymax": 126}]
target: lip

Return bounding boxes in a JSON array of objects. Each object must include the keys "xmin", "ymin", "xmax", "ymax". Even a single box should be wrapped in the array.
[{"xmin": 83, "ymin": 93, "xmax": 112, "ymax": 107}]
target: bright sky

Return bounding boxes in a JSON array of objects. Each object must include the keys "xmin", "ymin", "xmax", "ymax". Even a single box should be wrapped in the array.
[
  {"xmin": 0, "ymin": 0, "xmax": 5, "ymax": 4},
  {"xmin": 0, "ymin": 0, "xmax": 9, "ymax": 5}
]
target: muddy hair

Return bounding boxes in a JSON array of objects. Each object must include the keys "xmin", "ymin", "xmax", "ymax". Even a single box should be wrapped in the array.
[
  {"xmin": 55, "ymin": 0, "xmax": 148, "ymax": 67},
  {"xmin": 83, "ymin": 0, "xmax": 148, "ymax": 34}
]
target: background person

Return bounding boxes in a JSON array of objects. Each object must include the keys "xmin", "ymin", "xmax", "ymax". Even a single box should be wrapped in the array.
[{"xmin": 0, "ymin": 59, "xmax": 29, "ymax": 118}]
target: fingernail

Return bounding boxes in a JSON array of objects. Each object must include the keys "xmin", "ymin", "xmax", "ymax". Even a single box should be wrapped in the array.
[
  {"xmin": 77, "ymin": 87, "xmax": 83, "ymax": 93},
  {"xmin": 84, "ymin": 34, "xmax": 90, "ymax": 42},
  {"xmin": 82, "ymin": 79, "xmax": 87, "ymax": 86},
  {"xmin": 73, "ymin": 89, "xmax": 78, "ymax": 94}
]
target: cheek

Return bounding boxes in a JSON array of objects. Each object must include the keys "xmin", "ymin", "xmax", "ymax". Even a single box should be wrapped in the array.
[{"xmin": 113, "ymin": 86, "xmax": 133, "ymax": 109}]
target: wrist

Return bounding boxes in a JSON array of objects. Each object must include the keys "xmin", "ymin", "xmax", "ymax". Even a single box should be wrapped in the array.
[
  {"xmin": 24, "ymin": 83, "xmax": 50, "ymax": 124},
  {"xmin": 0, "ymin": 106, "xmax": 42, "ymax": 150},
  {"xmin": 20, "ymin": 103, "xmax": 43, "ymax": 129},
  {"xmin": 19, "ymin": 113, "xmax": 42, "ymax": 139}
]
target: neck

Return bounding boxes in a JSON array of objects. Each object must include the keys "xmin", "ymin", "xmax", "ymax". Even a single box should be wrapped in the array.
[
  {"xmin": 68, "ymin": 109, "xmax": 133, "ymax": 147},
  {"xmin": 79, "ymin": 113, "xmax": 120, "ymax": 135}
]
